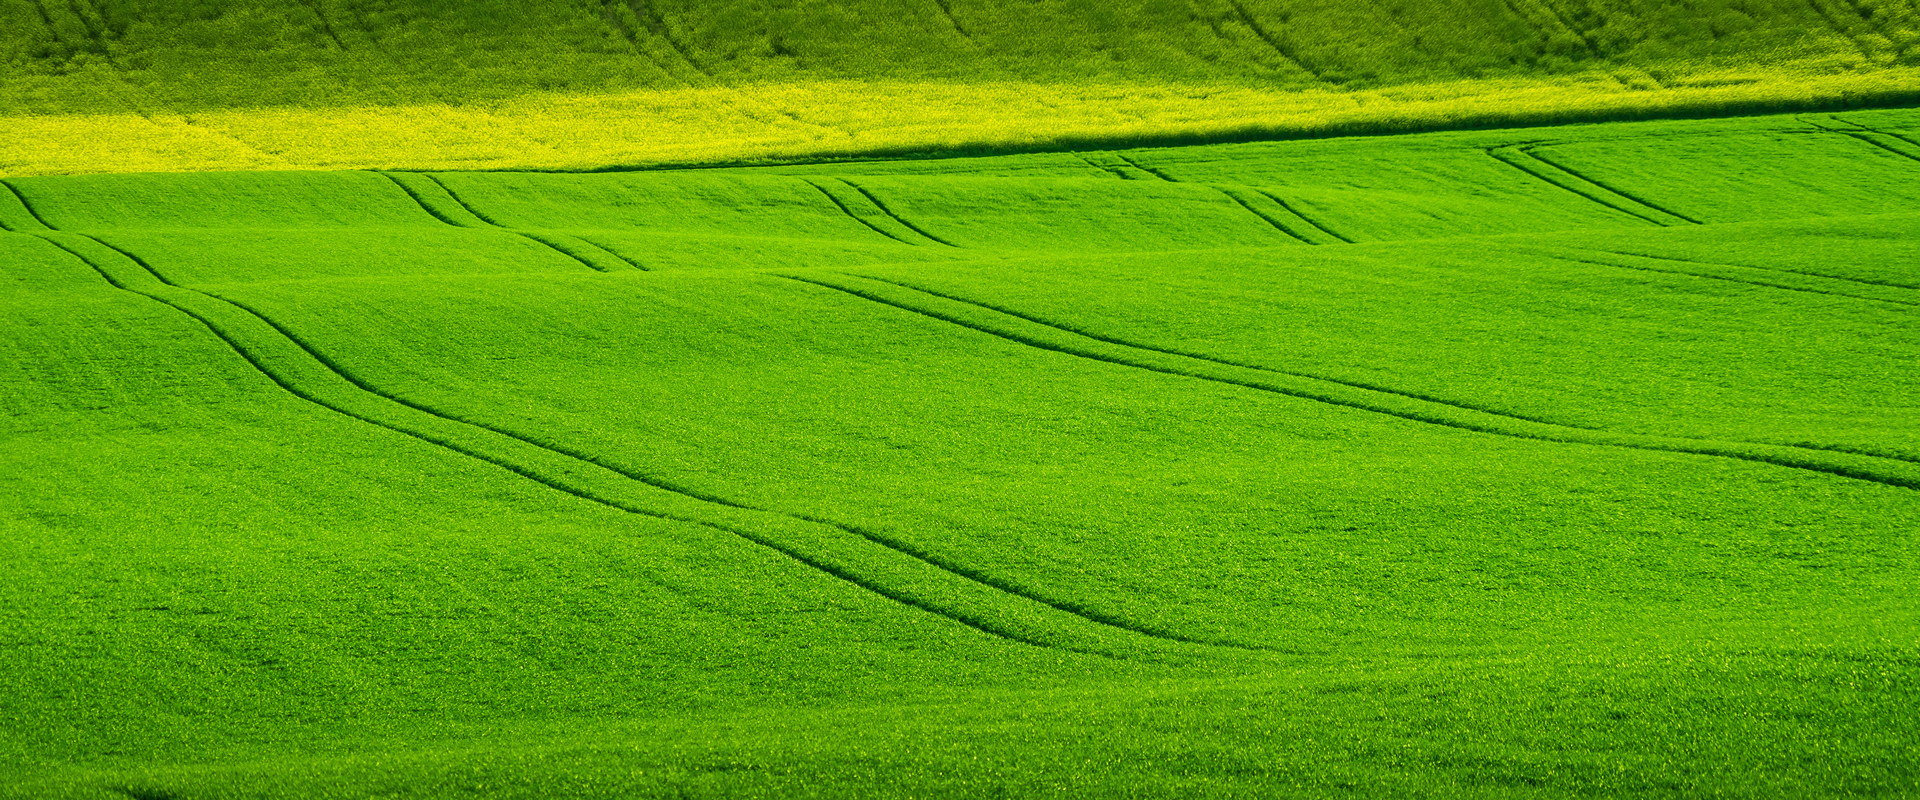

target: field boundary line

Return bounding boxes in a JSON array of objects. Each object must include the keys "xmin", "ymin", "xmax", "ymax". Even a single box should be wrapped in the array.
[
  {"xmin": 836, "ymin": 179, "xmax": 959, "ymax": 247},
  {"xmin": 35, "ymin": 232, "xmax": 1240, "ymax": 660},
  {"xmin": 1599, "ymin": 246, "xmax": 1920, "ymax": 293},
  {"xmin": 801, "ymin": 178, "xmax": 921, "ymax": 246},
  {"xmin": 1541, "ymin": 248, "xmax": 1920, "ymax": 308},
  {"xmin": 0, "ymin": 180, "xmax": 56, "ymax": 230},
  {"xmin": 785, "ymin": 272, "xmax": 1920, "ymax": 491}
]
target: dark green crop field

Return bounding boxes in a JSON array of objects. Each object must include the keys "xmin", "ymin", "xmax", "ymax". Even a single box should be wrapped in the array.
[{"xmin": 3, "ymin": 105, "xmax": 1918, "ymax": 797}]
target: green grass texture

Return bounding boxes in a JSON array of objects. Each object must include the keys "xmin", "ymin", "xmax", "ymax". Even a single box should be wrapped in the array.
[
  {"xmin": 2, "ymin": 107, "xmax": 1917, "ymax": 796},
  {"xmin": 5, "ymin": 0, "xmax": 1919, "ymax": 112},
  {"xmin": 4, "ymin": 0, "xmax": 1920, "ymax": 177}
]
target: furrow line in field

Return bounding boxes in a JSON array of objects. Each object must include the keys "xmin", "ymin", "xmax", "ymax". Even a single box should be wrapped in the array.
[
  {"xmin": 1100, "ymin": 155, "xmax": 1350, "ymax": 243},
  {"xmin": 0, "ymin": 180, "xmax": 55, "ymax": 231},
  {"xmin": 1846, "ymin": 123, "xmax": 1920, "ymax": 150},
  {"xmin": 374, "ymin": 172, "xmax": 475, "ymax": 227},
  {"xmin": 929, "ymin": 0, "xmax": 972, "ymax": 40},
  {"xmin": 786, "ymin": 272, "xmax": 1920, "ymax": 491},
  {"xmin": 513, "ymin": 231, "xmax": 620, "ymax": 273},
  {"xmin": 30, "ymin": 233, "xmax": 1203, "ymax": 661},
  {"xmin": 1077, "ymin": 156, "xmax": 1139, "ymax": 180},
  {"xmin": 1522, "ymin": 145, "xmax": 1703, "ymax": 224},
  {"xmin": 1523, "ymin": 0, "xmax": 1602, "ymax": 57},
  {"xmin": 1250, "ymin": 189, "xmax": 1354, "ymax": 243},
  {"xmin": 385, "ymin": 173, "xmax": 636, "ymax": 271},
  {"xmin": 1548, "ymin": 251, "xmax": 1918, "ymax": 308},
  {"xmin": 1825, "ymin": 126, "xmax": 1920, "ymax": 164},
  {"xmin": 339, "ymin": 0, "xmax": 385, "ymax": 53},
  {"xmin": 62, "ymin": 0, "xmax": 107, "ymax": 56},
  {"xmin": 570, "ymin": 234, "xmax": 650, "ymax": 270},
  {"xmin": 294, "ymin": 0, "xmax": 349, "ymax": 50},
  {"xmin": 417, "ymin": 174, "xmax": 505, "ymax": 226},
  {"xmin": 846, "ymin": 273, "xmax": 1586, "ymax": 427},
  {"xmin": 1483, "ymin": 144, "xmax": 1669, "ymax": 226},
  {"xmin": 623, "ymin": 0, "xmax": 713, "ymax": 79},
  {"xmin": 26, "ymin": 0, "xmax": 63, "ymax": 45},
  {"xmin": 1111, "ymin": 153, "xmax": 1177, "ymax": 182},
  {"xmin": 802, "ymin": 179, "xmax": 920, "ymax": 246},
  {"xmin": 1805, "ymin": 0, "xmax": 1878, "ymax": 59},
  {"xmin": 1215, "ymin": 187, "xmax": 1316, "ymax": 244},
  {"xmin": 596, "ymin": 0, "xmax": 644, "ymax": 49},
  {"xmin": 836, "ymin": 180, "xmax": 959, "ymax": 247},
  {"xmin": 1226, "ymin": 0, "xmax": 1325, "ymax": 81},
  {"xmin": 1598, "ymin": 247, "xmax": 1920, "ymax": 292},
  {"xmin": 193, "ymin": 273, "xmax": 1249, "ymax": 649}
]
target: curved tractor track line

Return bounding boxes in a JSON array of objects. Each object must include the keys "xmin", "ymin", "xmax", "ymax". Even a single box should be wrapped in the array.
[
  {"xmin": 1543, "ymin": 250, "xmax": 1920, "ymax": 308},
  {"xmin": 1249, "ymin": 188, "xmax": 1353, "ymax": 243},
  {"xmin": 1810, "ymin": 116, "xmax": 1920, "ymax": 164},
  {"xmin": 569, "ymin": 233, "xmax": 650, "ymax": 270},
  {"xmin": 848, "ymin": 273, "xmax": 1585, "ymax": 428},
  {"xmin": 29, "ymin": 231, "xmax": 1247, "ymax": 660},
  {"xmin": 1104, "ymin": 155, "xmax": 1354, "ymax": 243},
  {"xmin": 783, "ymin": 272, "xmax": 1920, "ymax": 492},
  {"xmin": 26, "ymin": 0, "xmax": 64, "ymax": 45},
  {"xmin": 802, "ymin": 179, "xmax": 921, "ymax": 246},
  {"xmin": 836, "ymin": 179, "xmax": 959, "ymax": 247},
  {"xmin": 1216, "ymin": 187, "xmax": 1315, "ymax": 244},
  {"xmin": 1596, "ymin": 247, "xmax": 1920, "ymax": 294},
  {"xmin": 929, "ymin": 0, "xmax": 972, "ymax": 40},
  {"xmin": 0, "ymin": 180, "xmax": 56, "ymax": 230},
  {"xmin": 1483, "ymin": 144, "xmax": 1678, "ymax": 226},
  {"xmin": 1225, "ymin": 0, "xmax": 1325, "ymax": 81},
  {"xmin": 1523, "ymin": 145, "xmax": 1703, "ymax": 224},
  {"xmin": 377, "ymin": 172, "xmax": 639, "ymax": 272}
]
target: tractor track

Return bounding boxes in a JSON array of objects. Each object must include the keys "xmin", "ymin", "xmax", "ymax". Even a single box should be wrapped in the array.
[
  {"xmin": 836, "ymin": 179, "xmax": 959, "ymax": 247},
  {"xmin": 802, "ymin": 179, "xmax": 921, "ymax": 246},
  {"xmin": 379, "ymin": 172, "xmax": 639, "ymax": 272},
  {"xmin": 784, "ymin": 272, "xmax": 1920, "ymax": 492},
  {"xmin": 22, "ymin": 226, "xmax": 1256, "ymax": 659}
]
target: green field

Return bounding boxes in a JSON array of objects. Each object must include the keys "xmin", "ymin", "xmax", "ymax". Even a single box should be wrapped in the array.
[
  {"xmin": 4, "ymin": 0, "xmax": 1920, "ymax": 175},
  {"xmin": 6, "ymin": 0, "xmax": 1920, "ymax": 795},
  {"xmin": 3, "ymin": 103, "xmax": 1918, "ymax": 796}
]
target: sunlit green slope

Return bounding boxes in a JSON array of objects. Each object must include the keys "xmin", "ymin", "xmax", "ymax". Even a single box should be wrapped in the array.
[
  {"xmin": 3, "ymin": 0, "xmax": 1919, "ymax": 175},
  {"xmin": 5, "ymin": 0, "xmax": 1918, "ymax": 111},
  {"xmin": 3, "ymin": 108, "xmax": 1917, "ymax": 797}
]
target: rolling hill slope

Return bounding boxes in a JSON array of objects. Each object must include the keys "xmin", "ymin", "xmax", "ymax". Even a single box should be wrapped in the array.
[
  {"xmin": 3, "ymin": 108, "xmax": 1917, "ymax": 797},
  {"xmin": 3, "ymin": 0, "xmax": 1919, "ymax": 174}
]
